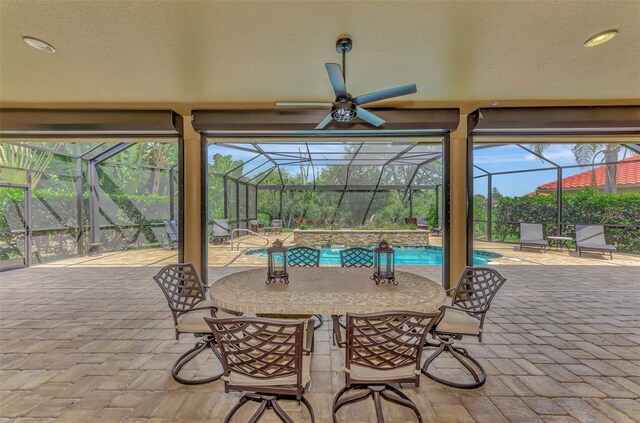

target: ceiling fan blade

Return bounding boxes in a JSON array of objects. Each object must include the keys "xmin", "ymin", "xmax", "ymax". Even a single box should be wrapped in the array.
[
  {"xmin": 315, "ymin": 113, "xmax": 334, "ymax": 130},
  {"xmin": 356, "ymin": 106, "xmax": 385, "ymax": 127},
  {"xmin": 325, "ymin": 63, "xmax": 348, "ymax": 99},
  {"xmin": 276, "ymin": 102, "xmax": 333, "ymax": 107},
  {"xmin": 354, "ymin": 83, "xmax": 417, "ymax": 105}
]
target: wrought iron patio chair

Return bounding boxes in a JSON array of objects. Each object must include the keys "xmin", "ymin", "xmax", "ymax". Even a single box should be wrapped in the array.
[
  {"xmin": 576, "ymin": 224, "xmax": 616, "ymax": 259},
  {"xmin": 204, "ymin": 316, "xmax": 315, "ymax": 423},
  {"xmin": 164, "ymin": 220, "xmax": 178, "ymax": 250},
  {"xmin": 211, "ymin": 219, "xmax": 231, "ymax": 245},
  {"xmin": 422, "ymin": 266, "xmax": 506, "ymax": 389},
  {"xmin": 287, "ymin": 245, "xmax": 323, "ymax": 328},
  {"xmin": 332, "ymin": 311, "xmax": 440, "ymax": 423},
  {"xmin": 153, "ymin": 263, "xmax": 241, "ymax": 385},
  {"xmin": 340, "ymin": 247, "xmax": 374, "ymax": 268},
  {"xmin": 519, "ymin": 223, "xmax": 549, "ymax": 252},
  {"xmin": 287, "ymin": 245, "xmax": 321, "ymax": 267}
]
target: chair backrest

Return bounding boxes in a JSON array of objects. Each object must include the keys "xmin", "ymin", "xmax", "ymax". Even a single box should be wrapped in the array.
[
  {"xmin": 576, "ymin": 224, "xmax": 606, "ymax": 245},
  {"xmin": 153, "ymin": 263, "xmax": 207, "ymax": 313},
  {"xmin": 164, "ymin": 220, "xmax": 178, "ymax": 242},
  {"xmin": 271, "ymin": 219, "xmax": 283, "ymax": 228},
  {"xmin": 452, "ymin": 267, "xmax": 507, "ymax": 315},
  {"xmin": 205, "ymin": 317, "xmax": 305, "ymax": 392},
  {"xmin": 520, "ymin": 223, "xmax": 544, "ymax": 241},
  {"xmin": 345, "ymin": 311, "xmax": 439, "ymax": 382},
  {"xmin": 340, "ymin": 247, "xmax": 374, "ymax": 268},
  {"xmin": 287, "ymin": 246, "xmax": 320, "ymax": 267},
  {"xmin": 212, "ymin": 219, "xmax": 230, "ymax": 236}
]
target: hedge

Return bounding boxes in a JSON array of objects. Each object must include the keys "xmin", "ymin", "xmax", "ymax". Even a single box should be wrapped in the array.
[{"xmin": 490, "ymin": 188, "xmax": 640, "ymax": 253}]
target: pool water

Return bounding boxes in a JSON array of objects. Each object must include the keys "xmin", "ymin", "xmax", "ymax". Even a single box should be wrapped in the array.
[{"xmin": 246, "ymin": 246, "xmax": 500, "ymax": 266}]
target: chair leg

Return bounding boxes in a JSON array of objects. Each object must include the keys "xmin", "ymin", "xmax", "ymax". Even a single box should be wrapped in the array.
[
  {"xmin": 333, "ymin": 384, "xmax": 421, "ymax": 423},
  {"xmin": 223, "ymin": 394, "xmax": 312, "ymax": 423},
  {"xmin": 171, "ymin": 334, "xmax": 223, "ymax": 385},
  {"xmin": 300, "ymin": 394, "xmax": 316, "ymax": 423},
  {"xmin": 313, "ymin": 314, "xmax": 324, "ymax": 329},
  {"xmin": 223, "ymin": 395, "xmax": 250, "ymax": 423},
  {"xmin": 422, "ymin": 335, "xmax": 487, "ymax": 389},
  {"xmin": 380, "ymin": 385, "xmax": 423, "ymax": 423}
]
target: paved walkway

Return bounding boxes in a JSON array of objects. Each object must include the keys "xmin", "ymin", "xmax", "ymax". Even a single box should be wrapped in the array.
[{"xmin": 1, "ymin": 260, "xmax": 639, "ymax": 422}]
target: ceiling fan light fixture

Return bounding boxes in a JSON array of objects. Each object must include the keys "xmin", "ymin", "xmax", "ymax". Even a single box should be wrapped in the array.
[
  {"xmin": 331, "ymin": 101, "xmax": 357, "ymax": 122},
  {"xmin": 584, "ymin": 30, "xmax": 618, "ymax": 47},
  {"xmin": 23, "ymin": 36, "xmax": 55, "ymax": 53}
]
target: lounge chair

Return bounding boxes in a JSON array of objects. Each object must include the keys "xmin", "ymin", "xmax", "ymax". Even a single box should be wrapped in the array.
[
  {"xmin": 519, "ymin": 223, "xmax": 549, "ymax": 252},
  {"xmin": 576, "ymin": 224, "xmax": 616, "ymax": 259},
  {"xmin": 164, "ymin": 220, "xmax": 178, "ymax": 250},
  {"xmin": 249, "ymin": 219, "xmax": 263, "ymax": 233},
  {"xmin": 270, "ymin": 219, "xmax": 283, "ymax": 234},
  {"xmin": 211, "ymin": 219, "xmax": 231, "ymax": 245},
  {"xmin": 416, "ymin": 217, "xmax": 429, "ymax": 230}
]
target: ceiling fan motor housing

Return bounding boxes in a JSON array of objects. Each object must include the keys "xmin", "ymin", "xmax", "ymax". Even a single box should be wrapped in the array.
[{"xmin": 331, "ymin": 100, "xmax": 357, "ymax": 122}]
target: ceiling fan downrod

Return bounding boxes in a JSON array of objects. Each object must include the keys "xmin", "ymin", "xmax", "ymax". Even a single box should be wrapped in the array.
[{"xmin": 336, "ymin": 37, "xmax": 352, "ymax": 83}]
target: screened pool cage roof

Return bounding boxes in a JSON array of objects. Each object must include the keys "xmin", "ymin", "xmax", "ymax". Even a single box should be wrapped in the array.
[
  {"xmin": 208, "ymin": 141, "xmax": 445, "ymax": 189},
  {"xmin": 473, "ymin": 143, "xmax": 640, "ymax": 176},
  {"xmin": 5, "ymin": 141, "xmax": 178, "ymax": 171}
]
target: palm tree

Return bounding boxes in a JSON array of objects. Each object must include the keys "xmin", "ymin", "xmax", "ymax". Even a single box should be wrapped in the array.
[
  {"xmin": 0, "ymin": 143, "xmax": 58, "ymax": 187},
  {"xmin": 531, "ymin": 144, "xmax": 621, "ymax": 193}
]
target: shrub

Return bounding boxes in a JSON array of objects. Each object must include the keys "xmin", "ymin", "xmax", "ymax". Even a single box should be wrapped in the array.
[{"xmin": 490, "ymin": 188, "xmax": 640, "ymax": 253}]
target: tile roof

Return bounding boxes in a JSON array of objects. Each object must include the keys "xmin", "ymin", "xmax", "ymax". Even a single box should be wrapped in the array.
[{"xmin": 537, "ymin": 156, "xmax": 640, "ymax": 191}]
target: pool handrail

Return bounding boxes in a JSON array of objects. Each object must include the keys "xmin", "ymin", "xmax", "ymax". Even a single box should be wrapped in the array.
[{"xmin": 230, "ymin": 228, "xmax": 270, "ymax": 252}]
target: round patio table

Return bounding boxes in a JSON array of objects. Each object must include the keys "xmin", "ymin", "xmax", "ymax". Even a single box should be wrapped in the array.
[{"xmin": 209, "ymin": 267, "xmax": 446, "ymax": 315}]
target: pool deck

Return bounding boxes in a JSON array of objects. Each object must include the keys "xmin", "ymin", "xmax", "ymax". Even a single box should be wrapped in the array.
[{"xmin": 37, "ymin": 232, "xmax": 638, "ymax": 269}]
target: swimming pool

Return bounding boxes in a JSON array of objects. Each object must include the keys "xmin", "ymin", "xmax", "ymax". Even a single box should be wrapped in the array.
[{"xmin": 245, "ymin": 246, "xmax": 500, "ymax": 265}]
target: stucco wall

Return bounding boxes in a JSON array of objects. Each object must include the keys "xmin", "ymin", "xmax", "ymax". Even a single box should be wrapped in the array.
[{"xmin": 293, "ymin": 229, "xmax": 429, "ymax": 247}]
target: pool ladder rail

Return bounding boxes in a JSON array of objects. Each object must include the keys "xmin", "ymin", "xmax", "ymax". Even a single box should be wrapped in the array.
[{"xmin": 230, "ymin": 228, "xmax": 270, "ymax": 252}]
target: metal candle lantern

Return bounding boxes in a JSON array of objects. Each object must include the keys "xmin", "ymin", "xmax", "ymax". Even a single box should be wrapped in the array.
[
  {"xmin": 371, "ymin": 240, "xmax": 396, "ymax": 285},
  {"xmin": 266, "ymin": 239, "xmax": 289, "ymax": 284}
]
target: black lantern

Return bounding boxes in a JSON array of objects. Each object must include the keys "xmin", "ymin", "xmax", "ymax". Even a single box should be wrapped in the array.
[
  {"xmin": 371, "ymin": 240, "xmax": 396, "ymax": 285},
  {"xmin": 266, "ymin": 239, "xmax": 288, "ymax": 284}
]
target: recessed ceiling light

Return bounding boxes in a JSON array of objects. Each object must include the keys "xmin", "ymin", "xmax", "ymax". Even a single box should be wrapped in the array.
[
  {"xmin": 23, "ymin": 37, "xmax": 55, "ymax": 53},
  {"xmin": 584, "ymin": 30, "xmax": 618, "ymax": 47}
]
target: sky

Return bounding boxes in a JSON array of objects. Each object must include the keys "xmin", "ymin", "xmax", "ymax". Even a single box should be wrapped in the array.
[{"xmin": 474, "ymin": 144, "xmax": 636, "ymax": 197}]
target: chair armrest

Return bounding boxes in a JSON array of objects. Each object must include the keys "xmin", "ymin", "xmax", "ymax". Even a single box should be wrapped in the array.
[
  {"xmin": 187, "ymin": 305, "xmax": 220, "ymax": 317},
  {"xmin": 440, "ymin": 304, "xmax": 488, "ymax": 317},
  {"xmin": 303, "ymin": 318, "xmax": 315, "ymax": 354},
  {"xmin": 331, "ymin": 315, "xmax": 346, "ymax": 347}
]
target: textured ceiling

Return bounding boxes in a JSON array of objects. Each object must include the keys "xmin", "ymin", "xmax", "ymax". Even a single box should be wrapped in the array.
[{"xmin": 1, "ymin": 0, "xmax": 639, "ymax": 107}]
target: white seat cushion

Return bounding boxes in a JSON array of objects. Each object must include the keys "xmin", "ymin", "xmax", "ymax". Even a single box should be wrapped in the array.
[
  {"xmin": 227, "ymin": 354, "xmax": 311, "ymax": 388},
  {"xmin": 435, "ymin": 308, "xmax": 480, "ymax": 336},
  {"xmin": 176, "ymin": 301, "xmax": 242, "ymax": 333}
]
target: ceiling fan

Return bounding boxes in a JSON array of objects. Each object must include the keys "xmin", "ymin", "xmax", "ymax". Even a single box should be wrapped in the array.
[{"xmin": 276, "ymin": 36, "xmax": 417, "ymax": 129}]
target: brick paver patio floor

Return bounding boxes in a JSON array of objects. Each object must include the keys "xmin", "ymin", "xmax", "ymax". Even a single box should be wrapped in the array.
[{"xmin": 1, "ymin": 258, "xmax": 639, "ymax": 422}]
